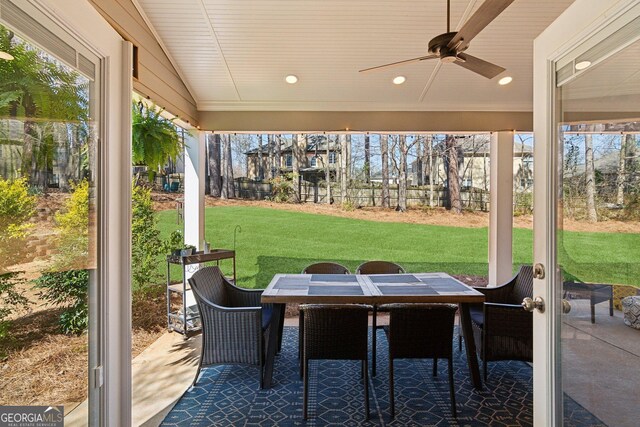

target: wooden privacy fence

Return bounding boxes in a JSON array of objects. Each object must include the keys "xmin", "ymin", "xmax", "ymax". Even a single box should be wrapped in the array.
[{"xmin": 234, "ymin": 179, "xmax": 490, "ymax": 211}]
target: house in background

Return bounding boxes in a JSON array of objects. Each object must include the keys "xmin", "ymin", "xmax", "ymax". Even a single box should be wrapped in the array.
[
  {"xmin": 409, "ymin": 138, "xmax": 533, "ymax": 191},
  {"xmin": 245, "ymin": 138, "xmax": 340, "ymax": 183}
]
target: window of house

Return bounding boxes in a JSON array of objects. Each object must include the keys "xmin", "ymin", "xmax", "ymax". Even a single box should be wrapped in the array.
[
  {"xmin": 328, "ymin": 152, "xmax": 336, "ymax": 164},
  {"xmin": 310, "ymin": 156, "xmax": 317, "ymax": 167},
  {"xmin": 285, "ymin": 154, "xmax": 292, "ymax": 167}
]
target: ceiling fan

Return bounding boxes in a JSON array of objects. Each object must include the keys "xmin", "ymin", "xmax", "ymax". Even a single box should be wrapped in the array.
[{"xmin": 359, "ymin": 0, "xmax": 515, "ymax": 79}]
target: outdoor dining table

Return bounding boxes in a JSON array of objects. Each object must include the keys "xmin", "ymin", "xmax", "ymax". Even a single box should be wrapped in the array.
[{"xmin": 260, "ymin": 272, "xmax": 486, "ymax": 389}]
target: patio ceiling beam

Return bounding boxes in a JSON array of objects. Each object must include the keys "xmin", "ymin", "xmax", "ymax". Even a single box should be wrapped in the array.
[{"xmin": 197, "ymin": 111, "xmax": 532, "ymax": 133}]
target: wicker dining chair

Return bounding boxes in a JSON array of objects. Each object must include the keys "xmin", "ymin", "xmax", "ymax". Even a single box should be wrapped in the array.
[
  {"xmin": 356, "ymin": 260, "xmax": 405, "ymax": 376},
  {"xmin": 188, "ymin": 266, "xmax": 272, "ymax": 389},
  {"xmin": 301, "ymin": 304, "xmax": 371, "ymax": 420},
  {"xmin": 298, "ymin": 262, "xmax": 351, "ymax": 370},
  {"xmin": 356, "ymin": 261, "xmax": 405, "ymax": 276},
  {"xmin": 302, "ymin": 262, "xmax": 351, "ymax": 275},
  {"xmin": 469, "ymin": 265, "xmax": 534, "ymax": 381},
  {"xmin": 384, "ymin": 304, "xmax": 458, "ymax": 418}
]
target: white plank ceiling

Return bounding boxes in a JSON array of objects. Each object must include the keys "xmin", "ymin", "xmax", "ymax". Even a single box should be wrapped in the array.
[{"xmin": 134, "ymin": 0, "xmax": 575, "ymax": 111}]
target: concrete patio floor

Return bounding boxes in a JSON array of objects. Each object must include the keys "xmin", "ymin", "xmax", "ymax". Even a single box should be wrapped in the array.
[{"xmin": 562, "ymin": 299, "xmax": 640, "ymax": 427}]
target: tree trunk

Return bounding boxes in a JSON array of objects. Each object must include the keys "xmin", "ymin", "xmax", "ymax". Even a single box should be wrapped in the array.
[
  {"xmin": 381, "ymin": 134, "xmax": 390, "ymax": 208},
  {"xmin": 209, "ymin": 134, "xmax": 222, "ymax": 197},
  {"xmin": 428, "ymin": 136, "xmax": 435, "ymax": 207},
  {"xmin": 257, "ymin": 134, "xmax": 263, "ymax": 180},
  {"xmin": 616, "ymin": 133, "xmax": 631, "ymax": 205},
  {"xmin": 397, "ymin": 135, "xmax": 408, "ymax": 212},
  {"xmin": 339, "ymin": 134, "xmax": 348, "ymax": 205},
  {"xmin": 585, "ymin": 133, "xmax": 597, "ymax": 221},
  {"xmin": 346, "ymin": 134, "xmax": 352, "ymax": 181},
  {"xmin": 221, "ymin": 134, "xmax": 234, "ymax": 199},
  {"xmin": 446, "ymin": 135, "xmax": 462, "ymax": 214},
  {"xmin": 416, "ymin": 137, "xmax": 423, "ymax": 186},
  {"xmin": 292, "ymin": 134, "xmax": 305, "ymax": 202},
  {"xmin": 275, "ymin": 134, "xmax": 282, "ymax": 177},
  {"xmin": 326, "ymin": 135, "xmax": 331, "ymax": 204},
  {"xmin": 267, "ymin": 134, "xmax": 274, "ymax": 179},
  {"xmin": 364, "ymin": 134, "xmax": 371, "ymax": 183}
]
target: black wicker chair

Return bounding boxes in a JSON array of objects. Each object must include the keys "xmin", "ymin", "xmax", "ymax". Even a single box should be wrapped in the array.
[
  {"xmin": 356, "ymin": 261, "xmax": 405, "ymax": 376},
  {"xmin": 302, "ymin": 262, "xmax": 351, "ymax": 275},
  {"xmin": 356, "ymin": 261, "xmax": 405, "ymax": 276},
  {"xmin": 301, "ymin": 304, "xmax": 371, "ymax": 420},
  {"xmin": 384, "ymin": 304, "xmax": 458, "ymax": 418},
  {"xmin": 188, "ymin": 266, "xmax": 272, "ymax": 389},
  {"xmin": 298, "ymin": 262, "xmax": 351, "ymax": 369},
  {"xmin": 470, "ymin": 265, "xmax": 534, "ymax": 381}
]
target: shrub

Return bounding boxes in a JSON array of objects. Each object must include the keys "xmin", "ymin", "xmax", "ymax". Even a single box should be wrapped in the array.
[
  {"xmin": 0, "ymin": 177, "xmax": 36, "ymax": 273},
  {"xmin": 132, "ymin": 183, "xmax": 175, "ymax": 290},
  {"xmin": 0, "ymin": 272, "xmax": 30, "ymax": 345},
  {"xmin": 341, "ymin": 199, "xmax": 356, "ymax": 211},
  {"xmin": 34, "ymin": 269, "xmax": 88, "ymax": 335},
  {"xmin": 269, "ymin": 173, "xmax": 295, "ymax": 203},
  {"xmin": 54, "ymin": 180, "xmax": 90, "ymax": 270}
]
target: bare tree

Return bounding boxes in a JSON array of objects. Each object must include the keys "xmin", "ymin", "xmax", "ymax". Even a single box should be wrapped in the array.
[
  {"xmin": 292, "ymin": 134, "xmax": 306, "ymax": 202},
  {"xmin": 416, "ymin": 136, "xmax": 423, "ymax": 186},
  {"xmin": 398, "ymin": 135, "xmax": 408, "ymax": 211},
  {"xmin": 381, "ymin": 134, "xmax": 390, "ymax": 208},
  {"xmin": 275, "ymin": 134, "xmax": 282, "ymax": 177},
  {"xmin": 208, "ymin": 133, "xmax": 221, "ymax": 197},
  {"xmin": 221, "ymin": 134, "xmax": 235, "ymax": 199},
  {"xmin": 267, "ymin": 134, "xmax": 274, "ymax": 179},
  {"xmin": 339, "ymin": 134, "xmax": 348, "ymax": 204},
  {"xmin": 617, "ymin": 133, "xmax": 632, "ymax": 205},
  {"xmin": 427, "ymin": 135, "xmax": 435, "ymax": 207},
  {"xmin": 326, "ymin": 134, "xmax": 332, "ymax": 204},
  {"xmin": 446, "ymin": 135, "xmax": 462, "ymax": 214},
  {"xmin": 364, "ymin": 134, "xmax": 371, "ymax": 183},
  {"xmin": 257, "ymin": 134, "xmax": 264, "ymax": 180},
  {"xmin": 584, "ymin": 133, "xmax": 597, "ymax": 221}
]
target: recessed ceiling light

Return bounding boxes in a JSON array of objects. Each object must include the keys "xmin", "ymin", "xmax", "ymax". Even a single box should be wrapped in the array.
[
  {"xmin": 498, "ymin": 76, "xmax": 513, "ymax": 86},
  {"xmin": 575, "ymin": 60, "xmax": 591, "ymax": 71},
  {"xmin": 393, "ymin": 76, "xmax": 406, "ymax": 85},
  {"xmin": 285, "ymin": 74, "xmax": 298, "ymax": 84},
  {"xmin": 0, "ymin": 51, "xmax": 14, "ymax": 61}
]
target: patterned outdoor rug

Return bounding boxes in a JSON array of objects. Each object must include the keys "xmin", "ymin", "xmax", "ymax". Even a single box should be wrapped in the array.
[{"xmin": 162, "ymin": 327, "xmax": 604, "ymax": 426}]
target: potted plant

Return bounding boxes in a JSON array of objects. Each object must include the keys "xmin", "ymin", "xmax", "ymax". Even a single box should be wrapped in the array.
[{"xmin": 132, "ymin": 101, "xmax": 185, "ymax": 183}]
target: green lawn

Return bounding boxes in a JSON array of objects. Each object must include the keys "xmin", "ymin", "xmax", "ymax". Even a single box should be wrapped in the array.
[{"xmin": 157, "ymin": 206, "xmax": 640, "ymax": 289}]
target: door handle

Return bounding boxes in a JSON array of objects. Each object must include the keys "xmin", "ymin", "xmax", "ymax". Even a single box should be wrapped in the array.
[
  {"xmin": 533, "ymin": 263, "xmax": 545, "ymax": 279},
  {"xmin": 522, "ymin": 296, "xmax": 545, "ymax": 313},
  {"xmin": 562, "ymin": 299, "xmax": 571, "ymax": 314}
]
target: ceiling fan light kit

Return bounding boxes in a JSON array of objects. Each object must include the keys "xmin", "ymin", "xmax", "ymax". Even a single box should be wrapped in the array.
[{"xmin": 359, "ymin": 0, "xmax": 515, "ymax": 80}]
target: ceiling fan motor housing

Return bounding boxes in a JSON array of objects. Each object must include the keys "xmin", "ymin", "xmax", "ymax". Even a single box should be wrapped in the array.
[{"xmin": 428, "ymin": 32, "xmax": 467, "ymax": 62}]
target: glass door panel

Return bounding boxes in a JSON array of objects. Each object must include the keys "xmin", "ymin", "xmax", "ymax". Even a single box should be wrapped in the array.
[
  {"xmin": 555, "ymin": 31, "xmax": 640, "ymax": 427},
  {"xmin": 0, "ymin": 12, "xmax": 100, "ymax": 425}
]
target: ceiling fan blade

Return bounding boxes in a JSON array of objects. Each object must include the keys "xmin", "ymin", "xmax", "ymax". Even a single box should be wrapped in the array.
[
  {"xmin": 447, "ymin": 0, "xmax": 515, "ymax": 50},
  {"xmin": 359, "ymin": 54, "xmax": 438, "ymax": 73},
  {"xmin": 454, "ymin": 53, "xmax": 505, "ymax": 79}
]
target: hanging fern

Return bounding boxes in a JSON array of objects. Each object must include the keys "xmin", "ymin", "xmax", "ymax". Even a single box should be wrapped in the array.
[{"xmin": 132, "ymin": 102, "xmax": 184, "ymax": 181}]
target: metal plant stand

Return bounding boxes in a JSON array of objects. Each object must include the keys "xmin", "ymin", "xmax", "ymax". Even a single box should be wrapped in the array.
[{"xmin": 166, "ymin": 249, "xmax": 236, "ymax": 336}]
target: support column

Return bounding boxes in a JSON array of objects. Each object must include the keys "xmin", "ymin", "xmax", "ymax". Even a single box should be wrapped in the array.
[
  {"xmin": 488, "ymin": 131, "xmax": 514, "ymax": 286},
  {"xmin": 184, "ymin": 131, "xmax": 205, "ymax": 250}
]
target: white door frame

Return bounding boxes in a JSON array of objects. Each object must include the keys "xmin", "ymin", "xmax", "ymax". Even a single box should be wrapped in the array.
[{"xmin": 533, "ymin": 0, "xmax": 640, "ymax": 425}]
